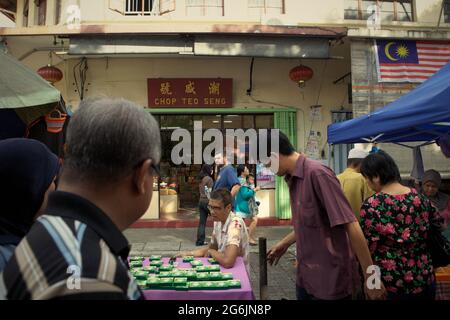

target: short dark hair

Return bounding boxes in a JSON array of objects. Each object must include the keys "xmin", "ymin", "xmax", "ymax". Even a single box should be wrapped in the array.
[
  {"xmin": 210, "ymin": 188, "xmax": 232, "ymax": 207},
  {"xmin": 347, "ymin": 158, "xmax": 363, "ymax": 168},
  {"xmin": 360, "ymin": 150, "xmax": 401, "ymax": 185},
  {"xmin": 266, "ymin": 129, "xmax": 296, "ymax": 156},
  {"xmin": 236, "ymin": 164, "xmax": 246, "ymax": 177}
]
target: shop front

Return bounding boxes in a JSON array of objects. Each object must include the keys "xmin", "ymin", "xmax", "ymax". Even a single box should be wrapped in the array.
[{"xmin": 140, "ymin": 107, "xmax": 297, "ymax": 221}]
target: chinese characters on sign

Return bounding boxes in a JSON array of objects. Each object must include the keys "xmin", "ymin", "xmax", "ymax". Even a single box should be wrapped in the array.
[{"xmin": 148, "ymin": 78, "xmax": 233, "ymax": 108}]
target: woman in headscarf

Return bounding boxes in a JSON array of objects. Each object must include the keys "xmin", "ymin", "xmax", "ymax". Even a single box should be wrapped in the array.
[
  {"xmin": 422, "ymin": 169, "xmax": 450, "ymax": 240},
  {"xmin": 0, "ymin": 138, "xmax": 59, "ymax": 271},
  {"xmin": 196, "ymin": 164, "xmax": 214, "ymax": 246}
]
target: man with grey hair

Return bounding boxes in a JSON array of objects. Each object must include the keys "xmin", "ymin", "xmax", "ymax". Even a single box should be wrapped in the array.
[{"xmin": 1, "ymin": 97, "xmax": 160, "ymax": 300}]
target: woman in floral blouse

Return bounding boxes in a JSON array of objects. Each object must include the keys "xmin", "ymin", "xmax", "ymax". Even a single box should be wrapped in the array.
[{"xmin": 359, "ymin": 150, "xmax": 442, "ymax": 300}]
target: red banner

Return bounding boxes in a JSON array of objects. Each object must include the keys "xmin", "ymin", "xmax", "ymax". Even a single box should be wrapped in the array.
[{"xmin": 148, "ymin": 78, "xmax": 233, "ymax": 108}]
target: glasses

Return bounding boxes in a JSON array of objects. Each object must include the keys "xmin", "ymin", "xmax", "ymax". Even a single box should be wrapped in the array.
[
  {"xmin": 207, "ymin": 205, "xmax": 224, "ymax": 212},
  {"xmin": 135, "ymin": 159, "xmax": 160, "ymax": 177},
  {"xmin": 150, "ymin": 162, "xmax": 160, "ymax": 177}
]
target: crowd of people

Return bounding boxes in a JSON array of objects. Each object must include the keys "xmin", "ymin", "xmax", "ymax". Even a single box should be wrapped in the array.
[{"xmin": 0, "ymin": 97, "xmax": 449, "ymax": 300}]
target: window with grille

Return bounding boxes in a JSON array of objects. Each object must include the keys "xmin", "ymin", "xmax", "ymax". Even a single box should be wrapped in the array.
[
  {"xmin": 186, "ymin": 0, "xmax": 224, "ymax": 17},
  {"xmin": 344, "ymin": 0, "xmax": 414, "ymax": 22},
  {"xmin": 248, "ymin": 0, "xmax": 285, "ymax": 15},
  {"xmin": 125, "ymin": 0, "xmax": 156, "ymax": 15}
]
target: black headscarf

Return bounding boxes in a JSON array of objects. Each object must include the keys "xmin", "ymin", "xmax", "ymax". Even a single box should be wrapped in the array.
[
  {"xmin": 198, "ymin": 164, "xmax": 213, "ymax": 180},
  {"xmin": 422, "ymin": 169, "xmax": 449, "ymax": 212},
  {"xmin": 0, "ymin": 138, "xmax": 59, "ymax": 239}
]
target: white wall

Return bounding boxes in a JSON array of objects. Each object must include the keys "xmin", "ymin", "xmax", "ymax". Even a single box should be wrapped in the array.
[{"xmin": 0, "ymin": 13, "xmax": 15, "ymax": 28}]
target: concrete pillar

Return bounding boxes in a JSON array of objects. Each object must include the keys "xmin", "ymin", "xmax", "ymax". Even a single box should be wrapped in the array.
[
  {"xmin": 28, "ymin": 0, "xmax": 36, "ymax": 27},
  {"xmin": 46, "ymin": 0, "xmax": 56, "ymax": 25},
  {"xmin": 16, "ymin": 0, "xmax": 24, "ymax": 27}
]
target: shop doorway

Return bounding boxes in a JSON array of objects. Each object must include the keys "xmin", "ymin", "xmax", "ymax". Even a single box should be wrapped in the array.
[{"xmin": 154, "ymin": 113, "xmax": 274, "ymax": 220}]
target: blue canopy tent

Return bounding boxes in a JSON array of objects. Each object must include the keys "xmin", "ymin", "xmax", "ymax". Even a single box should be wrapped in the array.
[{"xmin": 328, "ymin": 61, "xmax": 450, "ymax": 145}]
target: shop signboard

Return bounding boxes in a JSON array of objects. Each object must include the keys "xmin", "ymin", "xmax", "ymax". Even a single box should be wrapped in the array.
[{"xmin": 148, "ymin": 78, "xmax": 233, "ymax": 108}]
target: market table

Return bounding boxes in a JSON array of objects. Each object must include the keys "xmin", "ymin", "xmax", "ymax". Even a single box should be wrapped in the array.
[
  {"xmin": 142, "ymin": 257, "xmax": 254, "ymax": 300},
  {"xmin": 436, "ymin": 266, "xmax": 450, "ymax": 300}
]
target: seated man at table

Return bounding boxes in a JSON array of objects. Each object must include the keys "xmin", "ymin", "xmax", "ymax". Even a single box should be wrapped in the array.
[{"xmin": 181, "ymin": 188, "xmax": 250, "ymax": 271}]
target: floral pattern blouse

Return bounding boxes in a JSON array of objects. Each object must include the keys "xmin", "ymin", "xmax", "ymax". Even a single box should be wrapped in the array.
[{"xmin": 360, "ymin": 188, "xmax": 443, "ymax": 295}]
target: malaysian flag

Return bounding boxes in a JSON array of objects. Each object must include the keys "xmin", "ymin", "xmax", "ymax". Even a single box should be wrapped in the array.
[{"xmin": 375, "ymin": 40, "xmax": 450, "ymax": 83}]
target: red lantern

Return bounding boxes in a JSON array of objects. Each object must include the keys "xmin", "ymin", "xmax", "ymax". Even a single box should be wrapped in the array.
[
  {"xmin": 289, "ymin": 65, "xmax": 313, "ymax": 87},
  {"xmin": 37, "ymin": 65, "xmax": 63, "ymax": 84}
]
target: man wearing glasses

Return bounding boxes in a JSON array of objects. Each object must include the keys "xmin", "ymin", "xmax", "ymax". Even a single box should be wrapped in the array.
[{"xmin": 179, "ymin": 188, "xmax": 250, "ymax": 272}]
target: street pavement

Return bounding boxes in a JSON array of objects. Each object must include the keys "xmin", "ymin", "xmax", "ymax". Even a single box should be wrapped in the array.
[{"xmin": 124, "ymin": 225, "xmax": 297, "ymax": 300}]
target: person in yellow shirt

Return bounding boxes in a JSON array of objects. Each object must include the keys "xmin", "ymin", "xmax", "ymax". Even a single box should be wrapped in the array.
[{"xmin": 337, "ymin": 148, "xmax": 373, "ymax": 220}]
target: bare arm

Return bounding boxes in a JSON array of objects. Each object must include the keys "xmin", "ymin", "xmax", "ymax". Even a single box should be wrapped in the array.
[
  {"xmin": 345, "ymin": 221, "xmax": 386, "ymax": 300},
  {"xmin": 208, "ymin": 245, "xmax": 239, "ymax": 269},
  {"xmin": 230, "ymin": 184, "xmax": 240, "ymax": 198},
  {"xmin": 345, "ymin": 221, "xmax": 374, "ymax": 274},
  {"xmin": 267, "ymin": 231, "xmax": 296, "ymax": 266}
]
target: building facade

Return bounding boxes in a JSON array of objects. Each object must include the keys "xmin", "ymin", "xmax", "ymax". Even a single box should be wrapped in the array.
[{"xmin": 1, "ymin": 0, "xmax": 449, "ymax": 220}]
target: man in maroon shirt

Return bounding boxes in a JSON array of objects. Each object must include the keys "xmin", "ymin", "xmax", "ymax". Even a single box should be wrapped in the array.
[{"xmin": 265, "ymin": 130, "xmax": 386, "ymax": 300}]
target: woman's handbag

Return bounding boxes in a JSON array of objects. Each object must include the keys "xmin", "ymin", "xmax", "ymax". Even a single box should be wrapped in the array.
[{"xmin": 427, "ymin": 221, "xmax": 450, "ymax": 268}]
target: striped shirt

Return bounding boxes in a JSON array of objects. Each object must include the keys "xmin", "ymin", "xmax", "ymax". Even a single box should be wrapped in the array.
[{"xmin": 1, "ymin": 191, "xmax": 143, "ymax": 300}]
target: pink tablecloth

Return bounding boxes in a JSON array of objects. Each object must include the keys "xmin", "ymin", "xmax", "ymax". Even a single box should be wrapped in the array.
[{"xmin": 143, "ymin": 257, "xmax": 255, "ymax": 300}]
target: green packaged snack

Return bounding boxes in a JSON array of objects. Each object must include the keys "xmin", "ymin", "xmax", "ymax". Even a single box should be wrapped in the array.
[
  {"xmin": 171, "ymin": 270, "xmax": 185, "ymax": 278},
  {"xmin": 129, "ymin": 256, "xmax": 144, "ymax": 261},
  {"xmin": 228, "ymin": 280, "xmax": 241, "ymax": 289},
  {"xmin": 149, "ymin": 260, "xmax": 163, "ymax": 267},
  {"xmin": 159, "ymin": 278, "xmax": 174, "ymax": 288},
  {"xmin": 203, "ymin": 281, "xmax": 215, "ymax": 290},
  {"xmin": 129, "ymin": 260, "xmax": 143, "ymax": 268},
  {"xmin": 206, "ymin": 265, "xmax": 220, "ymax": 272},
  {"xmin": 149, "ymin": 255, "xmax": 162, "ymax": 261},
  {"xmin": 175, "ymin": 285, "xmax": 189, "ymax": 291},
  {"xmin": 215, "ymin": 281, "xmax": 228, "ymax": 289},
  {"xmin": 134, "ymin": 271, "xmax": 148, "ymax": 280},
  {"xmin": 158, "ymin": 271, "xmax": 172, "ymax": 278},
  {"xmin": 190, "ymin": 260, "xmax": 203, "ymax": 267},
  {"xmin": 185, "ymin": 270, "xmax": 197, "ymax": 280},
  {"xmin": 130, "ymin": 267, "xmax": 143, "ymax": 274},
  {"xmin": 208, "ymin": 258, "xmax": 219, "ymax": 264},
  {"xmin": 159, "ymin": 265, "xmax": 174, "ymax": 272},
  {"xmin": 142, "ymin": 266, "xmax": 158, "ymax": 273},
  {"xmin": 195, "ymin": 266, "xmax": 208, "ymax": 272},
  {"xmin": 221, "ymin": 273, "xmax": 233, "ymax": 280},
  {"xmin": 195, "ymin": 272, "xmax": 210, "ymax": 281},
  {"xmin": 136, "ymin": 280, "xmax": 148, "ymax": 289},
  {"xmin": 209, "ymin": 272, "xmax": 222, "ymax": 281},
  {"xmin": 182, "ymin": 256, "xmax": 194, "ymax": 262},
  {"xmin": 174, "ymin": 277, "xmax": 188, "ymax": 286},
  {"xmin": 188, "ymin": 282, "xmax": 202, "ymax": 290},
  {"xmin": 146, "ymin": 277, "xmax": 160, "ymax": 289}
]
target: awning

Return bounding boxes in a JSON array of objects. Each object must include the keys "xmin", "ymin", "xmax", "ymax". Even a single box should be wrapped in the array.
[
  {"xmin": 327, "ymin": 61, "xmax": 450, "ymax": 144},
  {"xmin": 0, "ymin": 50, "xmax": 61, "ymax": 109}
]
